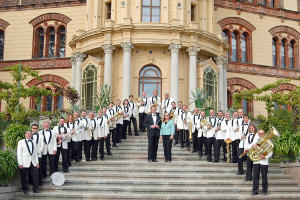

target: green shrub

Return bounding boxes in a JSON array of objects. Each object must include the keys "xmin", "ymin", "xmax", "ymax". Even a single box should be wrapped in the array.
[
  {"xmin": 0, "ymin": 114, "xmax": 11, "ymax": 142},
  {"xmin": 0, "ymin": 150, "xmax": 18, "ymax": 186},
  {"xmin": 4, "ymin": 123, "xmax": 29, "ymax": 150}
]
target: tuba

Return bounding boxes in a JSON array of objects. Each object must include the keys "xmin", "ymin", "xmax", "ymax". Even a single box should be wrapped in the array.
[{"xmin": 247, "ymin": 126, "xmax": 280, "ymax": 162}]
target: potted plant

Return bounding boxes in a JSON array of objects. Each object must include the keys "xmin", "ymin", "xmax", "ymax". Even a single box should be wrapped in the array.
[
  {"xmin": 94, "ymin": 84, "xmax": 112, "ymax": 112},
  {"xmin": 190, "ymin": 88, "xmax": 206, "ymax": 109},
  {"xmin": 0, "ymin": 150, "xmax": 18, "ymax": 186}
]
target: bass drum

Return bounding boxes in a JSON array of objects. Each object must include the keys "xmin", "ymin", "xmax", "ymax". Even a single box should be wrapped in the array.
[{"xmin": 51, "ymin": 172, "xmax": 65, "ymax": 186}]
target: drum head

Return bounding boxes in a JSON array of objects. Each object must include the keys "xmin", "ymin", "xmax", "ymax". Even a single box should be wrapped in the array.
[{"xmin": 51, "ymin": 172, "xmax": 65, "ymax": 186}]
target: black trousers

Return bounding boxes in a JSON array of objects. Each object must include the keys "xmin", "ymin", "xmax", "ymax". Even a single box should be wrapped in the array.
[
  {"xmin": 91, "ymin": 139, "xmax": 98, "ymax": 160},
  {"xmin": 29, "ymin": 157, "xmax": 42, "ymax": 185},
  {"xmin": 20, "ymin": 163, "xmax": 39, "ymax": 192},
  {"xmin": 174, "ymin": 126, "xmax": 179, "ymax": 144},
  {"xmin": 253, "ymin": 164, "xmax": 268, "ymax": 193},
  {"xmin": 116, "ymin": 124, "xmax": 123, "ymax": 143},
  {"xmin": 214, "ymin": 139, "xmax": 227, "ymax": 162},
  {"xmin": 78, "ymin": 141, "xmax": 83, "ymax": 160},
  {"xmin": 84, "ymin": 140, "xmax": 92, "ymax": 161},
  {"xmin": 111, "ymin": 128, "xmax": 117, "ymax": 147},
  {"xmin": 105, "ymin": 133, "xmax": 111, "ymax": 153},
  {"xmin": 129, "ymin": 117, "xmax": 139, "ymax": 135},
  {"xmin": 179, "ymin": 129, "xmax": 190, "ymax": 148},
  {"xmin": 162, "ymin": 135, "xmax": 172, "ymax": 161},
  {"xmin": 67, "ymin": 141, "xmax": 73, "ymax": 165},
  {"xmin": 206, "ymin": 137, "xmax": 214, "ymax": 161},
  {"xmin": 41, "ymin": 153, "xmax": 55, "ymax": 177},
  {"xmin": 72, "ymin": 141, "xmax": 80, "ymax": 161},
  {"xmin": 147, "ymin": 135, "xmax": 159, "ymax": 161},
  {"xmin": 238, "ymin": 148, "xmax": 247, "ymax": 174},
  {"xmin": 54, "ymin": 147, "xmax": 69, "ymax": 172},
  {"xmin": 122, "ymin": 120, "xmax": 130, "ymax": 139},
  {"xmin": 232, "ymin": 140, "xmax": 239, "ymax": 163},
  {"xmin": 192, "ymin": 131, "xmax": 198, "ymax": 152},
  {"xmin": 246, "ymin": 156, "xmax": 253, "ymax": 181},
  {"xmin": 139, "ymin": 113, "xmax": 146, "ymax": 132},
  {"xmin": 198, "ymin": 136, "xmax": 207, "ymax": 156},
  {"xmin": 98, "ymin": 137, "xmax": 105, "ymax": 159}
]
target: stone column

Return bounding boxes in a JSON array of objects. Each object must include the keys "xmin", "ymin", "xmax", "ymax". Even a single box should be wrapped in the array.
[
  {"xmin": 121, "ymin": 42, "xmax": 134, "ymax": 100},
  {"xmin": 223, "ymin": 57, "xmax": 228, "ymax": 110},
  {"xmin": 215, "ymin": 56, "xmax": 227, "ymax": 111},
  {"xmin": 101, "ymin": 44, "xmax": 115, "ymax": 87},
  {"xmin": 71, "ymin": 52, "xmax": 86, "ymax": 106},
  {"xmin": 186, "ymin": 47, "xmax": 200, "ymax": 111},
  {"xmin": 169, "ymin": 44, "xmax": 181, "ymax": 103}
]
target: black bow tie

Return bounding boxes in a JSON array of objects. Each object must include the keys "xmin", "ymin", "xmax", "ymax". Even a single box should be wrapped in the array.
[
  {"xmin": 244, "ymin": 123, "xmax": 248, "ymax": 126},
  {"xmin": 238, "ymin": 117, "xmax": 242, "ymax": 119},
  {"xmin": 45, "ymin": 129, "xmax": 50, "ymax": 131},
  {"xmin": 152, "ymin": 114, "xmax": 156, "ymax": 117},
  {"xmin": 60, "ymin": 125, "xmax": 64, "ymax": 128},
  {"xmin": 27, "ymin": 139, "xmax": 32, "ymax": 142}
]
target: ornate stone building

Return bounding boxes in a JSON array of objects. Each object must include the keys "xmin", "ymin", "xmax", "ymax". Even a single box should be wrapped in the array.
[{"xmin": 0, "ymin": 0, "xmax": 299, "ymax": 116}]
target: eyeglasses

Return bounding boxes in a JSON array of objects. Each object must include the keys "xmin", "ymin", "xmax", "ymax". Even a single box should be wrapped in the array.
[{"xmin": 32, "ymin": 127, "xmax": 38, "ymax": 129}]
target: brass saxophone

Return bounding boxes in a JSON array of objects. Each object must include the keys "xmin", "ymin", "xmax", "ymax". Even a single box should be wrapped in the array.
[{"xmin": 170, "ymin": 110, "xmax": 175, "ymax": 120}]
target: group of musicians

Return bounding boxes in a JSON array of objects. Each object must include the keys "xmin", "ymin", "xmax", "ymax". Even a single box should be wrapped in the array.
[{"xmin": 17, "ymin": 89, "xmax": 272, "ymax": 196}]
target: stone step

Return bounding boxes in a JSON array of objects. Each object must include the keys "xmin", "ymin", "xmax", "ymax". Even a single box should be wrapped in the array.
[
  {"xmin": 42, "ymin": 178, "xmax": 298, "ymax": 186},
  {"xmin": 14, "ymin": 191, "xmax": 300, "ymax": 200}
]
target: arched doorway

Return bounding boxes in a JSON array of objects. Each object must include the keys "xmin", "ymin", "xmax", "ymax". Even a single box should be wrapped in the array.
[{"xmin": 139, "ymin": 65, "xmax": 162, "ymax": 98}]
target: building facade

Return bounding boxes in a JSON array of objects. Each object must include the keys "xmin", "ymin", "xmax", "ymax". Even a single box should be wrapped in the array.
[{"xmin": 0, "ymin": 0, "xmax": 299, "ymax": 117}]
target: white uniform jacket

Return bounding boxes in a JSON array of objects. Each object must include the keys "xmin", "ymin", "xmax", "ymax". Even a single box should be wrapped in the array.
[
  {"xmin": 106, "ymin": 110, "xmax": 116, "ymax": 129},
  {"xmin": 198, "ymin": 117, "xmax": 208, "ymax": 137},
  {"xmin": 244, "ymin": 132, "xmax": 259, "ymax": 151},
  {"xmin": 79, "ymin": 117, "xmax": 89, "ymax": 141},
  {"xmin": 214, "ymin": 117, "xmax": 224, "ymax": 140},
  {"xmin": 190, "ymin": 114, "xmax": 201, "ymax": 134},
  {"xmin": 230, "ymin": 118, "xmax": 240, "ymax": 141},
  {"xmin": 88, "ymin": 118, "xmax": 97, "ymax": 140},
  {"xmin": 176, "ymin": 111, "xmax": 192, "ymax": 130},
  {"xmin": 208, "ymin": 116, "xmax": 218, "ymax": 128},
  {"xmin": 122, "ymin": 105, "xmax": 132, "ymax": 121},
  {"xmin": 17, "ymin": 138, "xmax": 39, "ymax": 168},
  {"xmin": 31, "ymin": 132, "xmax": 44, "ymax": 158},
  {"xmin": 148, "ymin": 96, "xmax": 161, "ymax": 113},
  {"xmin": 64, "ymin": 122, "xmax": 75, "ymax": 142},
  {"xmin": 40, "ymin": 129, "xmax": 57, "ymax": 155},
  {"xmin": 114, "ymin": 105, "xmax": 124, "ymax": 124},
  {"xmin": 161, "ymin": 97, "xmax": 174, "ymax": 114},
  {"xmin": 53, "ymin": 125, "xmax": 71, "ymax": 149},
  {"xmin": 138, "ymin": 97, "xmax": 149, "ymax": 113},
  {"xmin": 206, "ymin": 128, "xmax": 216, "ymax": 138},
  {"xmin": 129, "ymin": 101, "xmax": 138, "ymax": 118},
  {"xmin": 72, "ymin": 119, "xmax": 81, "ymax": 142},
  {"xmin": 221, "ymin": 119, "xmax": 233, "ymax": 140},
  {"xmin": 238, "ymin": 122, "xmax": 250, "ymax": 148},
  {"xmin": 96, "ymin": 116, "xmax": 109, "ymax": 138},
  {"xmin": 173, "ymin": 107, "xmax": 182, "ymax": 125}
]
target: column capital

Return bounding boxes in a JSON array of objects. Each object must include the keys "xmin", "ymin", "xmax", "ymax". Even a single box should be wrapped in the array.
[
  {"xmin": 169, "ymin": 44, "xmax": 182, "ymax": 54},
  {"xmin": 71, "ymin": 52, "xmax": 86, "ymax": 64},
  {"xmin": 101, "ymin": 44, "xmax": 115, "ymax": 54},
  {"xmin": 186, "ymin": 47, "xmax": 200, "ymax": 56},
  {"xmin": 214, "ymin": 55, "xmax": 226, "ymax": 66},
  {"xmin": 121, "ymin": 42, "xmax": 134, "ymax": 52}
]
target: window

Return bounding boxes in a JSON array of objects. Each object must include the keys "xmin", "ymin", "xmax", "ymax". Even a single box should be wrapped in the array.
[
  {"xmin": 241, "ymin": 33, "xmax": 247, "ymax": 63},
  {"xmin": 270, "ymin": 0, "xmax": 275, "ymax": 7},
  {"xmin": 54, "ymin": 96, "xmax": 63, "ymax": 111},
  {"xmin": 261, "ymin": 0, "xmax": 266, "ymax": 5},
  {"xmin": 281, "ymin": 39, "xmax": 286, "ymax": 68},
  {"xmin": 82, "ymin": 65, "xmax": 97, "ymax": 110},
  {"xmin": 222, "ymin": 30, "xmax": 229, "ymax": 58},
  {"xmin": 203, "ymin": 68, "xmax": 217, "ymax": 109},
  {"xmin": 139, "ymin": 65, "xmax": 162, "ymax": 98},
  {"xmin": 47, "ymin": 27, "xmax": 55, "ymax": 58},
  {"xmin": 106, "ymin": 2, "xmax": 112, "ymax": 19},
  {"xmin": 0, "ymin": 30, "xmax": 4, "ymax": 60},
  {"xmin": 57, "ymin": 26, "xmax": 66, "ymax": 57},
  {"xmin": 272, "ymin": 38, "xmax": 278, "ymax": 66},
  {"xmin": 191, "ymin": 4, "xmax": 196, "ymax": 21},
  {"xmin": 45, "ymin": 88, "xmax": 53, "ymax": 112},
  {"xmin": 231, "ymin": 32, "xmax": 237, "ymax": 62},
  {"xmin": 33, "ymin": 25, "xmax": 67, "ymax": 58},
  {"xmin": 289, "ymin": 40, "xmax": 295, "ymax": 69},
  {"xmin": 142, "ymin": 0, "xmax": 160, "ymax": 22}
]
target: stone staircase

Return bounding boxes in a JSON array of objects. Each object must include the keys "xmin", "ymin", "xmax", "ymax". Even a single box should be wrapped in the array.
[{"xmin": 14, "ymin": 134, "xmax": 300, "ymax": 200}]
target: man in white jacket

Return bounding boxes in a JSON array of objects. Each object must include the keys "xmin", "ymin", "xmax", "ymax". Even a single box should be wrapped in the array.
[
  {"xmin": 17, "ymin": 131, "xmax": 40, "ymax": 194},
  {"xmin": 114, "ymin": 99, "xmax": 124, "ymax": 143},
  {"xmin": 190, "ymin": 108, "xmax": 200, "ymax": 153},
  {"xmin": 96, "ymin": 109, "xmax": 109, "ymax": 160},
  {"xmin": 214, "ymin": 110, "xmax": 225, "ymax": 162},
  {"xmin": 129, "ymin": 95, "xmax": 139, "ymax": 136},
  {"xmin": 198, "ymin": 111, "xmax": 208, "ymax": 158},
  {"xmin": 177, "ymin": 105, "xmax": 191, "ymax": 149},
  {"xmin": 148, "ymin": 90, "xmax": 161, "ymax": 114},
  {"xmin": 137, "ymin": 91, "xmax": 149, "ymax": 132},
  {"xmin": 30, "ymin": 124, "xmax": 44, "ymax": 186},
  {"xmin": 161, "ymin": 92, "xmax": 174, "ymax": 115}
]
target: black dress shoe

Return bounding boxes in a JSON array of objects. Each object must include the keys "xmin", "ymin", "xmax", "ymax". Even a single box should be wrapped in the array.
[
  {"xmin": 252, "ymin": 192, "xmax": 258, "ymax": 195},
  {"xmin": 107, "ymin": 151, "xmax": 112, "ymax": 156},
  {"xmin": 101, "ymin": 157, "xmax": 104, "ymax": 160},
  {"xmin": 207, "ymin": 159, "xmax": 212, "ymax": 162},
  {"xmin": 152, "ymin": 160, "xmax": 158, "ymax": 162},
  {"xmin": 262, "ymin": 192, "xmax": 267, "ymax": 196},
  {"xmin": 165, "ymin": 160, "xmax": 168, "ymax": 162},
  {"xmin": 63, "ymin": 169, "xmax": 69, "ymax": 173},
  {"xmin": 236, "ymin": 172, "xmax": 244, "ymax": 175},
  {"xmin": 23, "ymin": 190, "xmax": 29, "ymax": 195},
  {"xmin": 213, "ymin": 160, "xmax": 218, "ymax": 163},
  {"xmin": 39, "ymin": 181, "xmax": 43, "ymax": 186},
  {"xmin": 33, "ymin": 188, "xmax": 40, "ymax": 193}
]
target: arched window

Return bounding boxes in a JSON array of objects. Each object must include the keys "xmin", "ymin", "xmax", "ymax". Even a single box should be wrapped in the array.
[
  {"xmin": 231, "ymin": 32, "xmax": 238, "ymax": 62},
  {"xmin": 222, "ymin": 30, "xmax": 230, "ymax": 58},
  {"xmin": 261, "ymin": 0, "xmax": 266, "ymax": 5},
  {"xmin": 0, "ymin": 30, "xmax": 4, "ymax": 60},
  {"xmin": 139, "ymin": 65, "xmax": 162, "ymax": 98},
  {"xmin": 281, "ymin": 39, "xmax": 286, "ymax": 68},
  {"xmin": 35, "ymin": 27, "xmax": 45, "ymax": 58},
  {"xmin": 270, "ymin": 0, "xmax": 275, "ymax": 7},
  {"xmin": 82, "ymin": 65, "xmax": 97, "ymax": 110},
  {"xmin": 289, "ymin": 40, "xmax": 295, "ymax": 69},
  {"xmin": 142, "ymin": 0, "xmax": 160, "ymax": 23},
  {"xmin": 44, "ymin": 88, "xmax": 53, "ymax": 112},
  {"xmin": 203, "ymin": 67, "xmax": 217, "ymax": 109},
  {"xmin": 47, "ymin": 27, "xmax": 55, "ymax": 58},
  {"xmin": 272, "ymin": 38, "xmax": 278, "ymax": 66},
  {"xmin": 57, "ymin": 26, "xmax": 66, "ymax": 57},
  {"xmin": 241, "ymin": 33, "xmax": 247, "ymax": 63}
]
